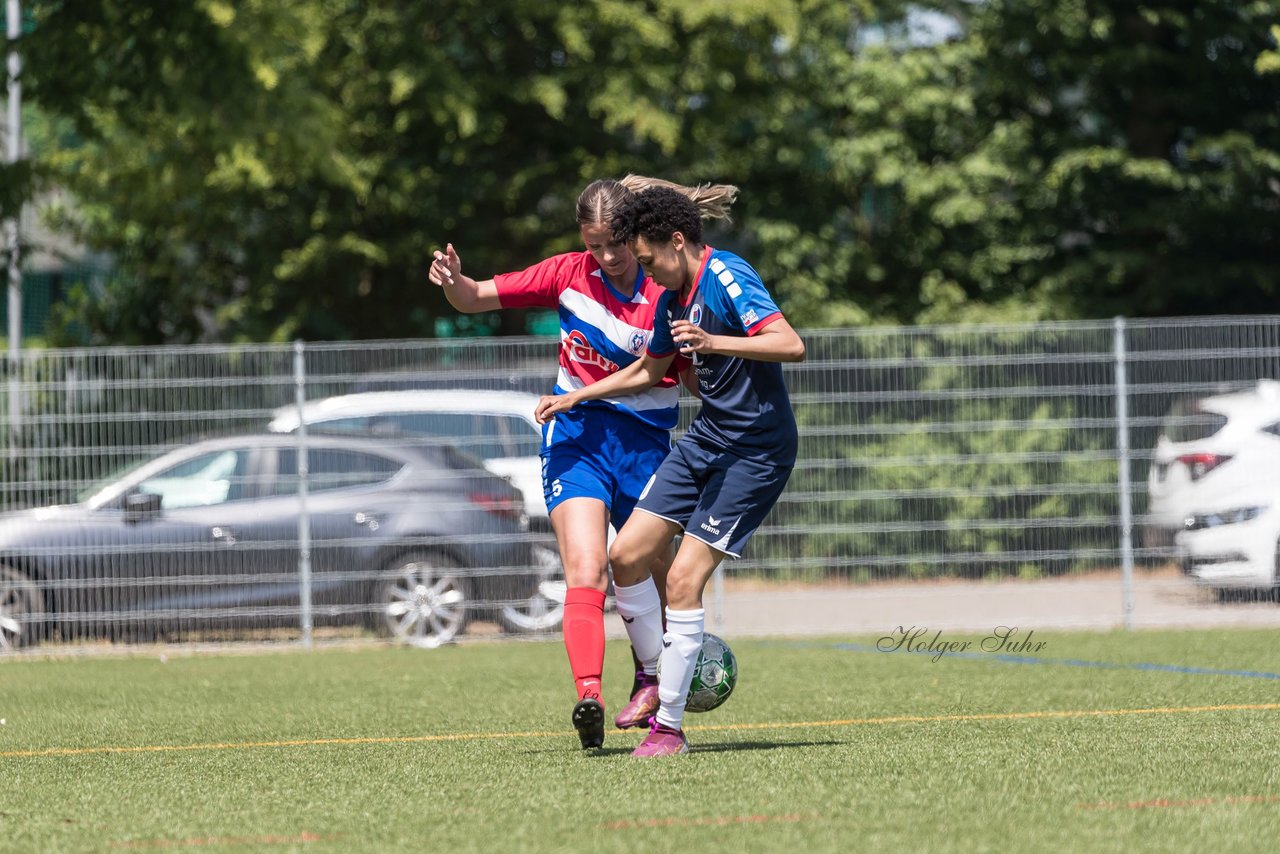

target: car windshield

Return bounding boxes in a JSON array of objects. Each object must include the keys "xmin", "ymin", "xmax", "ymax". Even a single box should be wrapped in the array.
[
  {"xmin": 1161, "ymin": 398, "xmax": 1228, "ymax": 443},
  {"xmin": 81, "ymin": 448, "xmax": 256, "ymax": 510},
  {"xmin": 134, "ymin": 450, "xmax": 250, "ymax": 508},
  {"xmin": 75, "ymin": 456, "xmax": 152, "ymax": 504}
]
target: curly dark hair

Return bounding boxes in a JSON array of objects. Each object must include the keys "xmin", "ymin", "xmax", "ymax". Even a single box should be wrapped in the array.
[{"xmin": 611, "ymin": 186, "xmax": 704, "ymax": 246}]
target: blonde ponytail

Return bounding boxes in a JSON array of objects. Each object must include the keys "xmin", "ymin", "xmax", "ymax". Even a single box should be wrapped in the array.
[
  {"xmin": 619, "ymin": 174, "xmax": 740, "ymax": 222},
  {"xmin": 576, "ymin": 175, "xmax": 740, "ymax": 228}
]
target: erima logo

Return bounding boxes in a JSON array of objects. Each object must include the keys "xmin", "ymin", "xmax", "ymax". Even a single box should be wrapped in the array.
[
  {"xmin": 700, "ymin": 516, "xmax": 722, "ymax": 536},
  {"xmin": 622, "ymin": 616, "xmax": 635, "ymax": 624}
]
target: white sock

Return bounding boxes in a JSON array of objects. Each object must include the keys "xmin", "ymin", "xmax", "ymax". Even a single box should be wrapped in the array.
[
  {"xmin": 613, "ymin": 577, "xmax": 664, "ymax": 675},
  {"xmin": 655, "ymin": 607, "xmax": 704, "ymax": 731}
]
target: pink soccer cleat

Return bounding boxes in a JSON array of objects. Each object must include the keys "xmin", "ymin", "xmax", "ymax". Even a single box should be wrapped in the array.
[
  {"xmin": 632, "ymin": 720, "xmax": 689, "ymax": 757},
  {"xmin": 614, "ymin": 677, "xmax": 659, "ymax": 729}
]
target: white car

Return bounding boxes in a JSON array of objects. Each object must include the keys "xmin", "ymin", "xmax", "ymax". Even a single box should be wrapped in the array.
[
  {"xmin": 1147, "ymin": 380, "xmax": 1280, "ymax": 591},
  {"xmin": 268, "ymin": 390, "xmax": 548, "ymax": 525}
]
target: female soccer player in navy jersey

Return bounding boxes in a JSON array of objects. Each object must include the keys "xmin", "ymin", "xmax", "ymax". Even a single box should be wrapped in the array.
[
  {"xmin": 428, "ymin": 176, "xmax": 738, "ymax": 751},
  {"xmin": 535, "ymin": 185, "xmax": 805, "ymax": 756}
]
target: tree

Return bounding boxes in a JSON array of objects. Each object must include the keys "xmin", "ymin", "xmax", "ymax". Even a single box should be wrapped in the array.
[
  {"xmin": 976, "ymin": 1, "xmax": 1280, "ymax": 317},
  {"xmin": 26, "ymin": 0, "xmax": 358, "ymax": 342},
  {"xmin": 798, "ymin": 1, "xmax": 1280, "ymax": 325},
  {"xmin": 24, "ymin": 0, "xmax": 827, "ymax": 343},
  {"xmin": 16, "ymin": 1, "xmax": 1280, "ymax": 344}
]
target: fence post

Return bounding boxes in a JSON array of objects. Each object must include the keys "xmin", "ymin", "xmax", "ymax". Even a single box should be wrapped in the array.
[
  {"xmin": 1113, "ymin": 317, "xmax": 1135, "ymax": 630},
  {"xmin": 294, "ymin": 340, "xmax": 313, "ymax": 648},
  {"xmin": 6, "ymin": 0, "xmax": 23, "ymax": 460}
]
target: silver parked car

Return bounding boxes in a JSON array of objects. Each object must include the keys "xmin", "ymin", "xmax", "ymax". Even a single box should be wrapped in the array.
[{"xmin": 0, "ymin": 433, "xmax": 563, "ymax": 650}]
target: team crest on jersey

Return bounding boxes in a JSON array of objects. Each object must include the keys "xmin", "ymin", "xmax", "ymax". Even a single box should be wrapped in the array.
[
  {"xmin": 629, "ymin": 330, "xmax": 648, "ymax": 355},
  {"xmin": 689, "ymin": 304, "xmax": 702, "ymax": 326}
]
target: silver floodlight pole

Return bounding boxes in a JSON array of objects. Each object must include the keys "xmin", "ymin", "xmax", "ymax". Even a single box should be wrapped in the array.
[{"xmin": 5, "ymin": 0, "xmax": 22, "ymax": 459}]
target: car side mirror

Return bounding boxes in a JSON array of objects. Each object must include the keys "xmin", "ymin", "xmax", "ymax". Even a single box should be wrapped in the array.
[{"xmin": 124, "ymin": 491, "xmax": 163, "ymax": 523}]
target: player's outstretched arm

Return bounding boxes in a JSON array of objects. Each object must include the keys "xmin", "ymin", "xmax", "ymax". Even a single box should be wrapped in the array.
[
  {"xmin": 429, "ymin": 242, "xmax": 502, "ymax": 313},
  {"xmin": 534, "ymin": 353, "xmax": 675, "ymax": 424},
  {"xmin": 672, "ymin": 316, "xmax": 806, "ymax": 363}
]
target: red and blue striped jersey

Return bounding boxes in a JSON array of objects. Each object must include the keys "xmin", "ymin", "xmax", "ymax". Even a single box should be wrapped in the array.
[{"xmin": 495, "ymin": 251, "xmax": 683, "ymax": 429}]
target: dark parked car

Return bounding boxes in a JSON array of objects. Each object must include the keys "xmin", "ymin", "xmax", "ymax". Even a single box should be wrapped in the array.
[{"xmin": 0, "ymin": 434, "xmax": 564, "ymax": 650}]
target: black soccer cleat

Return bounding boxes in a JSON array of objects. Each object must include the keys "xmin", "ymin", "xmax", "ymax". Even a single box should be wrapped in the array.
[{"xmin": 572, "ymin": 697, "xmax": 605, "ymax": 750}]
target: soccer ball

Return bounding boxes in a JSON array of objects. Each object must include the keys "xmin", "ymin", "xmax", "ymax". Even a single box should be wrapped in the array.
[{"xmin": 659, "ymin": 632, "xmax": 738, "ymax": 713}]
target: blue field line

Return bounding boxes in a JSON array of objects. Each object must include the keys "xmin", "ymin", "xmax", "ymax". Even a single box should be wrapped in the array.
[{"xmin": 774, "ymin": 640, "xmax": 1280, "ymax": 681}]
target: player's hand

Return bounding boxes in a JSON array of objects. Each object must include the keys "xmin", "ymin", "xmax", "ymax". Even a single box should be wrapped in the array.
[
  {"xmin": 535, "ymin": 392, "xmax": 578, "ymax": 424},
  {"xmin": 671, "ymin": 319, "xmax": 713, "ymax": 354},
  {"xmin": 429, "ymin": 243, "xmax": 462, "ymax": 287}
]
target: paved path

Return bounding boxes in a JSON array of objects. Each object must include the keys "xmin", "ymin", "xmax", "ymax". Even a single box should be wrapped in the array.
[{"xmin": 604, "ymin": 572, "xmax": 1280, "ymax": 639}]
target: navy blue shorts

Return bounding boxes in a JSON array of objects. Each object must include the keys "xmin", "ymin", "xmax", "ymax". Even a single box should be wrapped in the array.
[
  {"xmin": 540, "ymin": 406, "xmax": 671, "ymax": 530},
  {"xmin": 635, "ymin": 435, "xmax": 793, "ymax": 558}
]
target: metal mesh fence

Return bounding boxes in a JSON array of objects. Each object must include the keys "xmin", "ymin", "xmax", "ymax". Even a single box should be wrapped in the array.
[{"xmin": 3, "ymin": 317, "xmax": 1280, "ymax": 654}]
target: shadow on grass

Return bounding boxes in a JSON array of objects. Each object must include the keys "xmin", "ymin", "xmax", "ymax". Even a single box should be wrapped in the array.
[
  {"xmin": 691, "ymin": 739, "xmax": 845, "ymax": 754},
  {"xmin": 523, "ymin": 739, "xmax": 844, "ymax": 758},
  {"xmin": 519, "ymin": 737, "xmax": 849, "ymax": 757}
]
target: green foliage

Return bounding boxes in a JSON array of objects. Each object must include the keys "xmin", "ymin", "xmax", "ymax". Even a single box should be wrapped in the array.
[
  {"xmin": 13, "ymin": 0, "xmax": 1280, "ymax": 343},
  {"xmin": 758, "ymin": 323, "xmax": 1119, "ymax": 580},
  {"xmin": 0, "ymin": 160, "xmax": 35, "ymax": 224},
  {"xmin": 967, "ymin": 0, "xmax": 1280, "ymax": 318},
  {"xmin": 1261, "ymin": 25, "xmax": 1280, "ymax": 73}
]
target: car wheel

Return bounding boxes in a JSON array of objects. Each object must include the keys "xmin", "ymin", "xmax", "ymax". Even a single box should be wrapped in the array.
[
  {"xmin": 0, "ymin": 564, "xmax": 46, "ymax": 650},
  {"xmin": 495, "ymin": 543, "xmax": 566, "ymax": 634},
  {"xmin": 374, "ymin": 552, "xmax": 471, "ymax": 648}
]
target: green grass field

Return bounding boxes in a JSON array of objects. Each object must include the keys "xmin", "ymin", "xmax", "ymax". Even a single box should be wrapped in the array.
[{"xmin": 3, "ymin": 629, "xmax": 1279, "ymax": 852}]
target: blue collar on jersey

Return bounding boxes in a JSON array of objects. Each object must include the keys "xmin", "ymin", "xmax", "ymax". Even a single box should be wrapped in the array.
[{"xmin": 600, "ymin": 265, "xmax": 646, "ymax": 303}]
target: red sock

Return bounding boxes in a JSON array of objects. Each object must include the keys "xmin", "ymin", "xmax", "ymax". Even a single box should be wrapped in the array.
[{"xmin": 563, "ymin": 587, "xmax": 607, "ymax": 701}]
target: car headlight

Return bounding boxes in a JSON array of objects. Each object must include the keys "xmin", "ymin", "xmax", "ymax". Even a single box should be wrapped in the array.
[{"xmin": 1183, "ymin": 505, "xmax": 1268, "ymax": 530}]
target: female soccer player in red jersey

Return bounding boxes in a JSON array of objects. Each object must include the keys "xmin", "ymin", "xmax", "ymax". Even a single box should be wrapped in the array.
[{"xmin": 428, "ymin": 176, "xmax": 737, "ymax": 750}]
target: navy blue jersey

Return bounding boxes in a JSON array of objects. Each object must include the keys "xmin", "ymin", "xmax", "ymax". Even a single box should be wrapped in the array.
[{"xmin": 649, "ymin": 247, "xmax": 798, "ymax": 465}]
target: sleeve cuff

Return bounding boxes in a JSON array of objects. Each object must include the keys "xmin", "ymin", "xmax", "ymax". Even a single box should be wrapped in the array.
[{"xmin": 745, "ymin": 311, "xmax": 783, "ymax": 336}]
